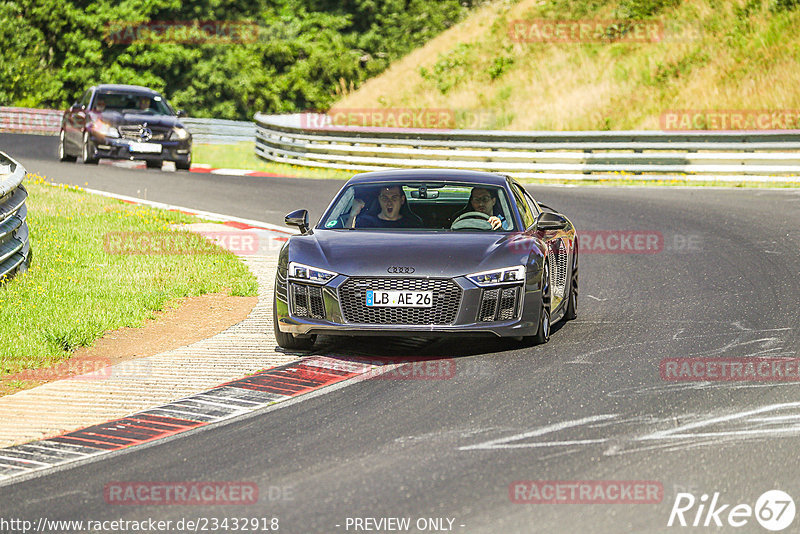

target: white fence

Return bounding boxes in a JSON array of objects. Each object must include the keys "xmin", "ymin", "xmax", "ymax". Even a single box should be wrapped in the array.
[{"xmin": 254, "ymin": 113, "xmax": 800, "ymax": 182}]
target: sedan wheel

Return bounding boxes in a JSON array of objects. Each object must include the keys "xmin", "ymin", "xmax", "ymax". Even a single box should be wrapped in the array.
[
  {"xmin": 82, "ymin": 132, "xmax": 98, "ymax": 164},
  {"xmin": 58, "ymin": 130, "xmax": 77, "ymax": 162}
]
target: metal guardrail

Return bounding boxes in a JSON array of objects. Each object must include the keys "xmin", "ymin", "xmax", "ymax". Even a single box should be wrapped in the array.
[
  {"xmin": 0, "ymin": 107, "xmax": 252, "ymax": 144},
  {"xmin": 180, "ymin": 117, "xmax": 254, "ymax": 144},
  {"xmin": 253, "ymin": 113, "xmax": 800, "ymax": 181},
  {"xmin": 0, "ymin": 152, "xmax": 31, "ymax": 281}
]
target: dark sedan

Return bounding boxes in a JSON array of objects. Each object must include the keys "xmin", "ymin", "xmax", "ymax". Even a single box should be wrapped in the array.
[
  {"xmin": 274, "ymin": 169, "xmax": 578, "ymax": 350},
  {"xmin": 58, "ymin": 84, "xmax": 192, "ymax": 170}
]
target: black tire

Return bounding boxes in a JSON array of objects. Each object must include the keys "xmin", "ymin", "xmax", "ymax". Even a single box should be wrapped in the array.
[
  {"xmin": 82, "ymin": 131, "xmax": 98, "ymax": 164},
  {"xmin": 532, "ymin": 260, "xmax": 551, "ymax": 345},
  {"xmin": 564, "ymin": 247, "xmax": 578, "ymax": 321},
  {"xmin": 58, "ymin": 130, "xmax": 77, "ymax": 162},
  {"xmin": 145, "ymin": 160, "xmax": 163, "ymax": 169},
  {"xmin": 273, "ymin": 295, "xmax": 316, "ymax": 350},
  {"xmin": 175, "ymin": 154, "xmax": 191, "ymax": 171}
]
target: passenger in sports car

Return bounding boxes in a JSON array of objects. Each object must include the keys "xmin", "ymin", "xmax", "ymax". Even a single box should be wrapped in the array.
[
  {"xmin": 346, "ymin": 185, "xmax": 422, "ymax": 228},
  {"xmin": 453, "ymin": 187, "xmax": 510, "ymax": 230}
]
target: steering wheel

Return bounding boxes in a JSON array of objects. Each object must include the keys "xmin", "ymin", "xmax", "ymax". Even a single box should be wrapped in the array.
[{"xmin": 451, "ymin": 211, "xmax": 493, "ymax": 230}]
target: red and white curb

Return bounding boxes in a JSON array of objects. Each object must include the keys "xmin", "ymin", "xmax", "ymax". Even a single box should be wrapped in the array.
[
  {"xmin": 101, "ymin": 160, "xmax": 286, "ymax": 178},
  {"xmin": 0, "ymin": 357, "xmax": 383, "ymax": 484}
]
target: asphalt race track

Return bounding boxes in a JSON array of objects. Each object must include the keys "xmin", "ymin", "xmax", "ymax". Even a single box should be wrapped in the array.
[{"xmin": 3, "ymin": 132, "xmax": 800, "ymax": 532}]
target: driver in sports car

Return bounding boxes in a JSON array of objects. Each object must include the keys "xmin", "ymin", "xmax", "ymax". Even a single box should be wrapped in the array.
[
  {"xmin": 455, "ymin": 187, "xmax": 511, "ymax": 230},
  {"xmin": 346, "ymin": 185, "xmax": 423, "ymax": 228}
]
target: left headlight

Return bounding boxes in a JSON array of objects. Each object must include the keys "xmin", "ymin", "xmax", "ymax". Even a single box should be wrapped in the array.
[
  {"xmin": 91, "ymin": 120, "xmax": 119, "ymax": 138},
  {"xmin": 171, "ymin": 127, "xmax": 190, "ymax": 140},
  {"xmin": 467, "ymin": 265, "xmax": 525, "ymax": 287},
  {"xmin": 288, "ymin": 262, "xmax": 337, "ymax": 285}
]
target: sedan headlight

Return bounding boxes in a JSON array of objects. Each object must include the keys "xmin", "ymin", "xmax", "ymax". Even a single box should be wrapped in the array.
[
  {"xmin": 288, "ymin": 262, "xmax": 337, "ymax": 285},
  {"xmin": 91, "ymin": 120, "xmax": 120, "ymax": 138},
  {"xmin": 171, "ymin": 127, "xmax": 190, "ymax": 140},
  {"xmin": 467, "ymin": 265, "xmax": 525, "ymax": 287}
]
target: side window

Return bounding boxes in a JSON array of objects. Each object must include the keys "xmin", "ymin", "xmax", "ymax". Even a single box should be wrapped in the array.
[
  {"xmin": 511, "ymin": 183, "xmax": 535, "ymax": 229},
  {"xmin": 523, "ymin": 191, "xmax": 541, "ymax": 217}
]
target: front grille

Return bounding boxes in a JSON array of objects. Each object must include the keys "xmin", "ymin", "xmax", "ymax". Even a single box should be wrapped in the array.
[
  {"xmin": 290, "ymin": 283, "xmax": 325, "ymax": 319},
  {"xmin": 548, "ymin": 240, "xmax": 569, "ymax": 300},
  {"xmin": 118, "ymin": 125, "xmax": 170, "ymax": 141},
  {"xmin": 339, "ymin": 277, "xmax": 461, "ymax": 325},
  {"xmin": 479, "ymin": 285, "xmax": 521, "ymax": 321}
]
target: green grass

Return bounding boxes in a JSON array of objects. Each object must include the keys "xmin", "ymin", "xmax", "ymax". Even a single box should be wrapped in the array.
[
  {"xmin": 192, "ymin": 142, "xmax": 355, "ymax": 180},
  {"xmin": 0, "ymin": 174, "xmax": 258, "ymax": 377}
]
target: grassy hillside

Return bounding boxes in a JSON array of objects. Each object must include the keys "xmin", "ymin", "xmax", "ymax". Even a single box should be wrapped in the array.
[{"xmin": 334, "ymin": 0, "xmax": 800, "ymax": 130}]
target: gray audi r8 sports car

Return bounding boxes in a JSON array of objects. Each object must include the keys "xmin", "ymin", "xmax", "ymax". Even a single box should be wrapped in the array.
[
  {"xmin": 274, "ymin": 169, "xmax": 578, "ymax": 350},
  {"xmin": 58, "ymin": 84, "xmax": 192, "ymax": 170}
]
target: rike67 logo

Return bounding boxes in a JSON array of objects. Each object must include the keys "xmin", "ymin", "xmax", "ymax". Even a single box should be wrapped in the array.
[{"xmin": 668, "ymin": 490, "xmax": 795, "ymax": 531}]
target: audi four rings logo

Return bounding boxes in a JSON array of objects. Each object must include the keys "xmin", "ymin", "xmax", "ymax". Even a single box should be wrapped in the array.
[
  {"xmin": 387, "ymin": 266, "xmax": 415, "ymax": 274},
  {"xmin": 138, "ymin": 123, "xmax": 153, "ymax": 142}
]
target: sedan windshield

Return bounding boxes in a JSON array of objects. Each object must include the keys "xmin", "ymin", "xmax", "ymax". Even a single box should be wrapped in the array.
[
  {"xmin": 320, "ymin": 182, "xmax": 518, "ymax": 231},
  {"xmin": 92, "ymin": 92, "xmax": 175, "ymax": 115}
]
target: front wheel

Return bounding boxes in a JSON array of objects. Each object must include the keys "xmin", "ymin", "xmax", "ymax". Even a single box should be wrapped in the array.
[
  {"xmin": 58, "ymin": 130, "xmax": 77, "ymax": 162},
  {"xmin": 82, "ymin": 131, "xmax": 98, "ymax": 164},
  {"xmin": 273, "ymin": 296, "xmax": 316, "ymax": 351},
  {"xmin": 175, "ymin": 154, "xmax": 191, "ymax": 171},
  {"xmin": 531, "ymin": 261, "xmax": 551, "ymax": 345}
]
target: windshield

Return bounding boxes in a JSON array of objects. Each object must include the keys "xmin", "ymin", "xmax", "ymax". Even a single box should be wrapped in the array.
[
  {"xmin": 319, "ymin": 182, "xmax": 518, "ymax": 231},
  {"xmin": 92, "ymin": 92, "xmax": 175, "ymax": 115}
]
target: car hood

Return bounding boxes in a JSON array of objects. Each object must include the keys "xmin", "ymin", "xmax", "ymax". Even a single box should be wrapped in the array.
[
  {"xmin": 96, "ymin": 111, "xmax": 182, "ymax": 128},
  {"xmin": 288, "ymin": 230, "xmax": 542, "ymax": 278}
]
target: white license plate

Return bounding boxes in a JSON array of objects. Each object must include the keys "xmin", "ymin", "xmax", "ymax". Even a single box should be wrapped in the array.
[
  {"xmin": 129, "ymin": 142, "xmax": 162, "ymax": 153},
  {"xmin": 366, "ymin": 290, "xmax": 433, "ymax": 308}
]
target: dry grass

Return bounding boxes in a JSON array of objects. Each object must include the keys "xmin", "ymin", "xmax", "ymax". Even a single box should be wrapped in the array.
[{"xmin": 336, "ymin": 0, "xmax": 800, "ymax": 131}]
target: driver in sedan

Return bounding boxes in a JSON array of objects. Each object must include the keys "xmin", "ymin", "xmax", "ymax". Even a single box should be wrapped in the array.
[{"xmin": 454, "ymin": 187, "xmax": 510, "ymax": 230}]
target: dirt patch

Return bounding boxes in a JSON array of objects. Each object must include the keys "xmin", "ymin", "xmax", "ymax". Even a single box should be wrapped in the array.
[{"xmin": 0, "ymin": 292, "xmax": 258, "ymax": 397}]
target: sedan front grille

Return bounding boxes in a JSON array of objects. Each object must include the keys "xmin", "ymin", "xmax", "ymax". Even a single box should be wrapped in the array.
[
  {"xmin": 478, "ymin": 285, "xmax": 521, "ymax": 321},
  {"xmin": 118, "ymin": 125, "xmax": 170, "ymax": 141},
  {"xmin": 339, "ymin": 277, "xmax": 461, "ymax": 325},
  {"xmin": 290, "ymin": 283, "xmax": 325, "ymax": 319}
]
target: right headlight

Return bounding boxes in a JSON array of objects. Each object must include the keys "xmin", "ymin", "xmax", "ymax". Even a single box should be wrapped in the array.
[
  {"xmin": 171, "ymin": 127, "xmax": 190, "ymax": 140},
  {"xmin": 288, "ymin": 262, "xmax": 337, "ymax": 285},
  {"xmin": 467, "ymin": 265, "xmax": 525, "ymax": 287}
]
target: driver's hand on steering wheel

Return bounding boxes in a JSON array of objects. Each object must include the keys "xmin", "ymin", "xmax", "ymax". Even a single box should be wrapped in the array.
[{"xmin": 488, "ymin": 216, "xmax": 502, "ymax": 230}]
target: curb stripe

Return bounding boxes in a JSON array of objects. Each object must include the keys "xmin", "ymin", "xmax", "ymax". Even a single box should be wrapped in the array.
[{"xmin": 0, "ymin": 356, "xmax": 378, "ymax": 484}]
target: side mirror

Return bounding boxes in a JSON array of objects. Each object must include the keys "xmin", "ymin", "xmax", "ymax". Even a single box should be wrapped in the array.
[
  {"xmin": 176, "ymin": 109, "xmax": 185, "ymax": 117},
  {"xmin": 536, "ymin": 212, "xmax": 568, "ymax": 231},
  {"xmin": 285, "ymin": 209, "xmax": 309, "ymax": 233}
]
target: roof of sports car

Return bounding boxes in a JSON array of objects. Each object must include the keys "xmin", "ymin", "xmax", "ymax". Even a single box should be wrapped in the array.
[{"xmin": 346, "ymin": 169, "xmax": 510, "ymax": 186}]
